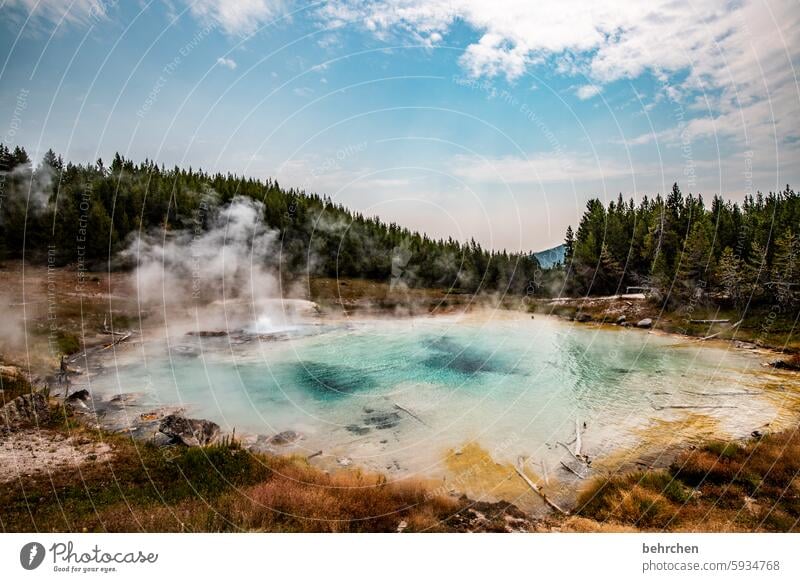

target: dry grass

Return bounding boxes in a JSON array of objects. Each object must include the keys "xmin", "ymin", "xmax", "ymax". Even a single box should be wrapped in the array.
[
  {"xmin": 206, "ymin": 457, "xmax": 459, "ymax": 532},
  {"xmin": 88, "ymin": 454, "xmax": 462, "ymax": 533},
  {"xmin": 0, "ymin": 410, "xmax": 466, "ymax": 532},
  {"xmin": 6, "ymin": 388, "xmax": 800, "ymax": 533},
  {"xmin": 576, "ymin": 427, "xmax": 800, "ymax": 531},
  {"xmin": 308, "ymin": 276, "xmax": 473, "ymax": 315},
  {"xmin": 0, "ymin": 367, "xmax": 35, "ymax": 404}
]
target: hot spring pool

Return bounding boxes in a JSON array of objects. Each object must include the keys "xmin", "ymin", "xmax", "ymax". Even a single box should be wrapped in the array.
[{"xmin": 85, "ymin": 311, "xmax": 799, "ymax": 509}]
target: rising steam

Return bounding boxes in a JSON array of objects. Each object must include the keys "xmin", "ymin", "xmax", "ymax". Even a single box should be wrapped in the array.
[{"xmin": 122, "ymin": 195, "xmax": 307, "ymax": 332}]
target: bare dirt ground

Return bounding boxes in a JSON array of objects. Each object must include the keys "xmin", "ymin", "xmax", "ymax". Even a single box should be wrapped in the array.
[
  {"xmin": 0, "ymin": 428, "xmax": 113, "ymax": 483},
  {"xmin": 0, "ymin": 261, "xmax": 136, "ymax": 375}
]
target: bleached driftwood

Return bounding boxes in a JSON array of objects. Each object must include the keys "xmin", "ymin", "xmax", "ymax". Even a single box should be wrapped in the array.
[
  {"xmin": 393, "ymin": 402, "xmax": 430, "ymax": 427},
  {"xmin": 102, "ymin": 314, "xmax": 128, "ymax": 336},
  {"xmin": 559, "ymin": 460, "xmax": 587, "ymax": 480},
  {"xmin": 514, "ymin": 458, "xmax": 568, "ymax": 515},
  {"xmin": 690, "ymin": 319, "xmax": 730, "ymax": 324},
  {"xmin": 557, "ymin": 440, "xmax": 587, "ymax": 466},
  {"xmin": 699, "ymin": 319, "xmax": 743, "ymax": 340},
  {"xmin": 101, "ymin": 332, "xmax": 131, "ymax": 351}
]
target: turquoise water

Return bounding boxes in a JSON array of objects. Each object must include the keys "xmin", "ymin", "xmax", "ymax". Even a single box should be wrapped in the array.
[{"xmin": 89, "ymin": 312, "xmax": 787, "ymax": 489}]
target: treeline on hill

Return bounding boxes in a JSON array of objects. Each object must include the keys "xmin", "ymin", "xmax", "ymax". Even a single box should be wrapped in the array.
[
  {"xmin": 560, "ymin": 183, "xmax": 799, "ymax": 310},
  {"xmin": 0, "ymin": 144, "xmax": 540, "ymax": 294}
]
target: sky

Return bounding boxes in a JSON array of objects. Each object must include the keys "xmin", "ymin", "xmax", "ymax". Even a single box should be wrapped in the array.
[{"xmin": 1, "ymin": 0, "xmax": 799, "ymax": 252}]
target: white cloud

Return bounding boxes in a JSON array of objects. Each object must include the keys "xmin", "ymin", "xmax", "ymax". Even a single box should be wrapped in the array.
[
  {"xmin": 4, "ymin": 0, "xmax": 106, "ymax": 28},
  {"xmin": 611, "ymin": 129, "xmax": 677, "ymax": 148},
  {"xmin": 317, "ymin": 33, "xmax": 342, "ymax": 49},
  {"xmin": 185, "ymin": 0, "xmax": 284, "ymax": 36},
  {"xmin": 450, "ymin": 153, "xmax": 637, "ymax": 184},
  {"xmin": 216, "ymin": 56, "xmax": 238, "ymax": 69},
  {"xmin": 320, "ymin": 0, "xmax": 800, "ymax": 172},
  {"xmin": 461, "ymin": 33, "xmax": 531, "ymax": 79},
  {"xmin": 576, "ymin": 84, "xmax": 601, "ymax": 100}
]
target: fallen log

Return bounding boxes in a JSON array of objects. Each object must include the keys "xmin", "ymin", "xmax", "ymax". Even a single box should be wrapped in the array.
[
  {"xmin": 574, "ymin": 417, "xmax": 583, "ymax": 457},
  {"xmin": 690, "ymin": 319, "xmax": 730, "ymax": 324},
  {"xmin": 557, "ymin": 440, "xmax": 587, "ymax": 466},
  {"xmin": 102, "ymin": 314, "xmax": 128, "ymax": 336},
  {"xmin": 514, "ymin": 459, "xmax": 568, "ymax": 515},
  {"xmin": 560, "ymin": 460, "xmax": 587, "ymax": 479},
  {"xmin": 101, "ymin": 332, "xmax": 131, "ymax": 351},
  {"xmin": 699, "ymin": 319, "xmax": 743, "ymax": 340}
]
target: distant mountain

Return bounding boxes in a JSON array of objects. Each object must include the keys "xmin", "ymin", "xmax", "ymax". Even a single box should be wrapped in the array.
[{"xmin": 534, "ymin": 244, "xmax": 566, "ymax": 269}]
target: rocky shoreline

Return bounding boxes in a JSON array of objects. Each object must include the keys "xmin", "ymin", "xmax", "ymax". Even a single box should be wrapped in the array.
[
  {"xmin": 43, "ymin": 310, "xmax": 800, "ymax": 507},
  {"xmin": 0, "ymin": 363, "xmax": 547, "ymax": 532}
]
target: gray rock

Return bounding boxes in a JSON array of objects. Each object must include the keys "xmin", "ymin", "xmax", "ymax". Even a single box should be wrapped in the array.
[
  {"xmin": 364, "ymin": 411, "xmax": 401, "ymax": 429},
  {"xmin": 616, "ymin": 315, "xmax": 626, "ymax": 324},
  {"xmin": 733, "ymin": 341, "xmax": 757, "ymax": 350},
  {"xmin": 1, "ymin": 392, "xmax": 50, "ymax": 428},
  {"xmin": 109, "ymin": 393, "xmax": 140, "ymax": 404},
  {"xmin": 575, "ymin": 312, "xmax": 592, "ymax": 322},
  {"xmin": 65, "ymin": 389, "xmax": 91, "ymax": 409},
  {"xmin": 636, "ymin": 318, "xmax": 653, "ymax": 329},
  {"xmin": 158, "ymin": 414, "xmax": 220, "ymax": 447},
  {"xmin": 151, "ymin": 431, "xmax": 179, "ymax": 447},
  {"xmin": 268, "ymin": 430, "xmax": 302, "ymax": 446},
  {"xmin": 67, "ymin": 388, "xmax": 90, "ymax": 402},
  {"xmin": 770, "ymin": 357, "xmax": 800, "ymax": 371},
  {"xmin": 345, "ymin": 424, "xmax": 370, "ymax": 435}
]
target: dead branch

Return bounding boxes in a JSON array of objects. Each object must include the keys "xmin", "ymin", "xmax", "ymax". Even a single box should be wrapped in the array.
[
  {"xmin": 557, "ymin": 440, "xmax": 587, "ymax": 466},
  {"xmin": 699, "ymin": 319, "xmax": 743, "ymax": 340},
  {"xmin": 101, "ymin": 314, "xmax": 127, "ymax": 336},
  {"xmin": 101, "ymin": 332, "xmax": 131, "ymax": 351},
  {"xmin": 540, "ymin": 459, "xmax": 550, "ymax": 486},
  {"xmin": 560, "ymin": 460, "xmax": 587, "ymax": 480},
  {"xmin": 514, "ymin": 458, "xmax": 568, "ymax": 515},
  {"xmin": 574, "ymin": 417, "xmax": 582, "ymax": 457}
]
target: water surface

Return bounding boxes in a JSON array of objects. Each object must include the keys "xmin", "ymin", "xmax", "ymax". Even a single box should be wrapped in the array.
[{"xmin": 87, "ymin": 312, "xmax": 798, "ymax": 508}]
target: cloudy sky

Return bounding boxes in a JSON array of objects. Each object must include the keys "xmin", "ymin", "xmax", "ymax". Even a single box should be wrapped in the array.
[{"xmin": 2, "ymin": 0, "xmax": 798, "ymax": 251}]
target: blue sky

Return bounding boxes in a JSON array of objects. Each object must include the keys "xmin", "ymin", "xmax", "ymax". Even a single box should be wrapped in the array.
[{"xmin": 2, "ymin": 0, "xmax": 799, "ymax": 251}]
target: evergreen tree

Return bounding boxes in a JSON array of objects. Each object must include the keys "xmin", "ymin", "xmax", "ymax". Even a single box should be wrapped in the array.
[
  {"xmin": 770, "ymin": 230, "xmax": 799, "ymax": 306},
  {"xmin": 674, "ymin": 219, "xmax": 713, "ymax": 300},
  {"xmin": 716, "ymin": 247, "xmax": 744, "ymax": 307},
  {"xmin": 564, "ymin": 225, "xmax": 574, "ymax": 263}
]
